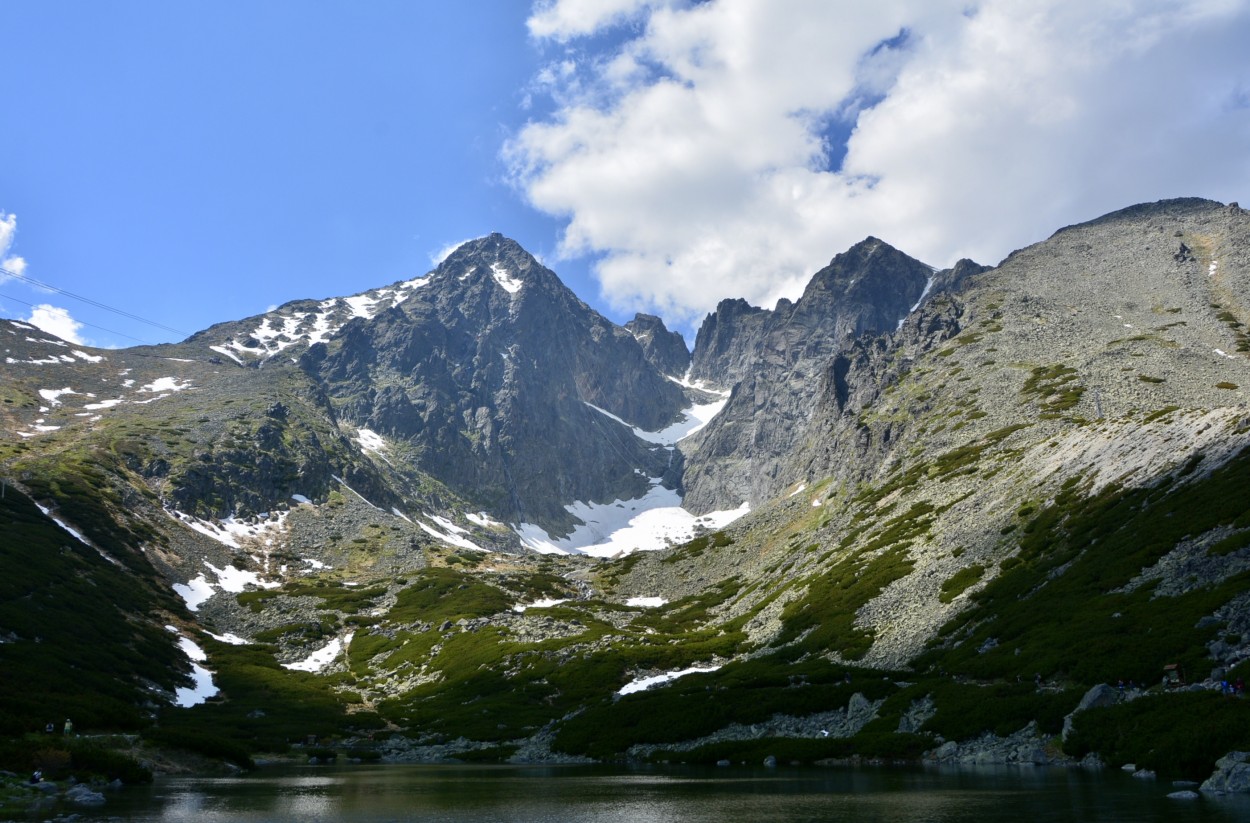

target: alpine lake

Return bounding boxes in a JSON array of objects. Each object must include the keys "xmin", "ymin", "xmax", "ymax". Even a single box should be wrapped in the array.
[{"xmin": 23, "ymin": 762, "xmax": 1250, "ymax": 822}]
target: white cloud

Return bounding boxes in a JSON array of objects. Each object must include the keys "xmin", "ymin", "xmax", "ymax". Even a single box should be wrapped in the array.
[
  {"xmin": 430, "ymin": 237, "xmax": 476, "ymax": 265},
  {"xmin": 26, "ymin": 304, "xmax": 88, "ymax": 345},
  {"xmin": 511, "ymin": 0, "xmax": 1250, "ymax": 331},
  {"xmin": 0, "ymin": 211, "xmax": 26, "ymax": 281},
  {"xmin": 528, "ymin": 0, "xmax": 676, "ymax": 41}
]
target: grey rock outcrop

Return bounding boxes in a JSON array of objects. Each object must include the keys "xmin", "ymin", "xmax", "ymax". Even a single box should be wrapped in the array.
[
  {"xmin": 1062, "ymin": 683, "xmax": 1120, "ymax": 741},
  {"xmin": 1202, "ymin": 751, "xmax": 1250, "ymax": 793}
]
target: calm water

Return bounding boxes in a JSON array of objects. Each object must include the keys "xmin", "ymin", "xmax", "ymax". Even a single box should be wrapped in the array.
[{"xmin": 32, "ymin": 764, "xmax": 1250, "ymax": 822}]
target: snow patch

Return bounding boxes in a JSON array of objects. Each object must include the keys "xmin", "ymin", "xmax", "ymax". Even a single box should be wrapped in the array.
[
  {"xmin": 173, "ymin": 575, "xmax": 215, "ymax": 611},
  {"xmin": 71, "ymin": 349, "xmax": 104, "ymax": 363},
  {"xmin": 584, "ymin": 398, "xmax": 726, "ymax": 445},
  {"xmin": 38, "ymin": 387, "xmax": 76, "ymax": 406},
  {"xmin": 83, "ymin": 398, "xmax": 125, "ymax": 411},
  {"xmin": 168, "ymin": 632, "xmax": 219, "ymax": 707},
  {"xmin": 140, "ymin": 377, "xmax": 192, "ymax": 393},
  {"xmin": 291, "ymin": 494, "xmax": 312, "ymax": 504},
  {"xmin": 205, "ymin": 561, "xmax": 278, "ymax": 593},
  {"xmin": 419, "ymin": 518, "xmax": 487, "ymax": 552},
  {"xmin": 206, "ymin": 631, "xmax": 248, "ymax": 646},
  {"xmin": 619, "ymin": 665, "xmax": 721, "ymax": 696},
  {"xmin": 625, "ymin": 596, "xmax": 667, "ymax": 608},
  {"xmin": 490, "ymin": 262, "xmax": 524, "ymax": 293},
  {"xmin": 357, "ymin": 428, "xmax": 389, "ymax": 460},
  {"xmin": 282, "ymin": 633, "xmax": 353, "ymax": 673},
  {"xmin": 170, "ymin": 510, "xmax": 290, "ymax": 550},
  {"xmin": 1214, "ymin": 349, "xmax": 1237, "ymax": 360},
  {"xmin": 514, "ymin": 485, "xmax": 749, "ymax": 557},
  {"xmin": 467, "ymin": 512, "xmax": 502, "ymax": 528},
  {"xmin": 898, "ymin": 274, "xmax": 936, "ymax": 329},
  {"xmin": 209, "ymin": 345, "xmax": 244, "ymax": 365},
  {"xmin": 513, "ymin": 598, "xmax": 570, "ymax": 612}
]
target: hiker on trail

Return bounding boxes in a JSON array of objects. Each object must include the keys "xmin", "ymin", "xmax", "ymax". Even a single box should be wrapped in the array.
[{"xmin": 63, "ymin": 718, "xmax": 73, "ymax": 736}]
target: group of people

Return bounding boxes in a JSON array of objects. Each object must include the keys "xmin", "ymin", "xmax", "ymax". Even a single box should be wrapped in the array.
[
  {"xmin": 43, "ymin": 718, "xmax": 72, "ymax": 735},
  {"xmin": 1220, "ymin": 677, "xmax": 1246, "ymax": 696}
]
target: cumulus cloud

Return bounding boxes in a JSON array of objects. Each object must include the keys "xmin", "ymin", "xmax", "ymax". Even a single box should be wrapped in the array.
[
  {"xmin": 0, "ymin": 211, "xmax": 27, "ymax": 281},
  {"xmin": 26, "ymin": 304, "xmax": 88, "ymax": 345},
  {"xmin": 509, "ymin": 0, "xmax": 1250, "ymax": 330}
]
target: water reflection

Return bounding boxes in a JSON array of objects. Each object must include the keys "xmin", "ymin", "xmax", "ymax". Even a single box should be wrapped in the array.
[{"xmin": 85, "ymin": 763, "xmax": 1250, "ymax": 823}]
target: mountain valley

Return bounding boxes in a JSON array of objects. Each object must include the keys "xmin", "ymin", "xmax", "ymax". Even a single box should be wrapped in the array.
[{"xmin": 3, "ymin": 197, "xmax": 1250, "ymax": 787}]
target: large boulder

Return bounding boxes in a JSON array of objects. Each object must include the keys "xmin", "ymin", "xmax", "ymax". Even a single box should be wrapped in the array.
[
  {"xmin": 1202, "ymin": 751, "xmax": 1250, "ymax": 794},
  {"xmin": 1062, "ymin": 683, "xmax": 1119, "ymax": 741}
]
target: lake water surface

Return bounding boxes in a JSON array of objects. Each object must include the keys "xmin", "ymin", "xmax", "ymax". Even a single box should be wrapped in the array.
[{"xmin": 44, "ymin": 763, "xmax": 1250, "ymax": 822}]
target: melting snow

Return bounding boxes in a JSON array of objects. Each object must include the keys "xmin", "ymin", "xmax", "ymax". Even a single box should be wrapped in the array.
[
  {"xmin": 170, "ymin": 510, "xmax": 290, "ymax": 550},
  {"xmin": 898, "ymin": 274, "xmax": 936, "ymax": 329},
  {"xmin": 619, "ymin": 665, "xmax": 721, "ymax": 696},
  {"xmin": 513, "ymin": 598, "xmax": 570, "ymax": 612},
  {"xmin": 331, "ymin": 474, "xmax": 383, "ymax": 510},
  {"xmin": 7, "ymin": 355, "xmax": 63, "ymax": 365},
  {"xmin": 168, "ymin": 632, "xmax": 219, "ymax": 707},
  {"xmin": 205, "ymin": 561, "xmax": 277, "ymax": 593},
  {"xmin": 467, "ymin": 512, "xmax": 502, "ymax": 528},
  {"xmin": 206, "ymin": 631, "xmax": 248, "ymax": 645},
  {"xmin": 213, "ymin": 277, "xmax": 429, "ymax": 361},
  {"xmin": 71, "ymin": 350, "xmax": 104, "ymax": 363},
  {"xmin": 490, "ymin": 262, "xmax": 524, "ymax": 294},
  {"xmin": 282, "ymin": 633, "xmax": 353, "ymax": 672},
  {"xmin": 173, "ymin": 575, "xmax": 215, "ymax": 611},
  {"xmin": 83, "ymin": 398, "xmax": 125, "ymax": 410},
  {"xmin": 514, "ymin": 484, "xmax": 749, "ymax": 557},
  {"xmin": 209, "ymin": 345, "xmax": 244, "ymax": 365},
  {"xmin": 140, "ymin": 377, "xmax": 192, "ymax": 393},
  {"xmin": 584, "ymin": 398, "xmax": 727, "ymax": 446},
  {"xmin": 357, "ymin": 428, "xmax": 389, "ymax": 458},
  {"xmin": 38, "ymin": 387, "xmax": 77, "ymax": 406},
  {"xmin": 419, "ymin": 518, "xmax": 487, "ymax": 552},
  {"xmin": 625, "ymin": 596, "xmax": 667, "ymax": 608},
  {"xmin": 291, "ymin": 494, "xmax": 312, "ymax": 504}
]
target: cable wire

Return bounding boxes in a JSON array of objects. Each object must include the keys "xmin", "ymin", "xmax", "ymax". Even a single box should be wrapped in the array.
[
  {"xmin": 0, "ymin": 265, "xmax": 189, "ymax": 336},
  {"xmin": 0, "ymin": 291, "xmax": 155, "ymax": 345}
]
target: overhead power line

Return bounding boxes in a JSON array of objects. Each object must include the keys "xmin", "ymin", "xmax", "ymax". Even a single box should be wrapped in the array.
[
  {"xmin": 0, "ymin": 291, "xmax": 155, "ymax": 345},
  {"xmin": 0, "ymin": 265, "xmax": 189, "ymax": 337}
]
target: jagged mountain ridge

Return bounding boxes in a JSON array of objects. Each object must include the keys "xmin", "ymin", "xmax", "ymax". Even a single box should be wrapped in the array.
[
  {"xmin": 2, "ymin": 198, "xmax": 1250, "ymax": 778},
  {"xmin": 681, "ymin": 237, "xmax": 941, "ymax": 512}
]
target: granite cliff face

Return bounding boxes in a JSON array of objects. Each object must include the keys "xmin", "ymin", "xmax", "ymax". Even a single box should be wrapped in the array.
[
  {"xmin": 681, "ymin": 237, "xmax": 939, "ymax": 512},
  {"xmin": 624, "ymin": 313, "xmax": 691, "ymax": 378},
  {"xmin": 300, "ymin": 234, "xmax": 688, "ymax": 531}
]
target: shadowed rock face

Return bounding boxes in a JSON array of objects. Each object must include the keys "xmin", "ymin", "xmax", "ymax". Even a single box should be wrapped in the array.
[
  {"xmin": 625, "ymin": 313, "xmax": 691, "ymax": 378},
  {"xmin": 681, "ymin": 237, "xmax": 937, "ymax": 512},
  {"xmin": 303, "ymin": 234, "xmax": 689, "ymax": 532}
]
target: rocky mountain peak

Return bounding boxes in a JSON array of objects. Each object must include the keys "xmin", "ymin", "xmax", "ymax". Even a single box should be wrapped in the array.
[
  {"xmin": 624, "ymin": 313, "xmax": 691, "ymax": 377},
  {"xmin": 433, "ymin": 233, "xmax": 542, "ymax": 296}
]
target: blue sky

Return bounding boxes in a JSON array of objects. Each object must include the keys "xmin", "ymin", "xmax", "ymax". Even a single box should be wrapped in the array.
[
  {"xmin": 1, "ymin": 2, "xmax": 585, "ymax": 347},
  {"xmin": 4, "ymin": 1, "xmax": 1250, "ymax": 349}
]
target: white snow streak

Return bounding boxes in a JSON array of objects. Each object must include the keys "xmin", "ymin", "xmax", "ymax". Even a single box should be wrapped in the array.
[{"xmin": 619, "ymin": 665, "xmax": 721, "ymax": 696}]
